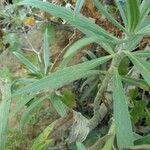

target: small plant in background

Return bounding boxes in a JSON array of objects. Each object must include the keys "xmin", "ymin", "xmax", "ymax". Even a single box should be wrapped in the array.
[{"xmin": 0, "ymin": 0, "xmax": 150, "ymax": 149}]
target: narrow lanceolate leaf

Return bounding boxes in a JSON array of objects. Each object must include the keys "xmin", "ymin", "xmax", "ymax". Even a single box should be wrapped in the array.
[
  {"xmin": 93, "ymin": 0, "xmax": 126, "ymax": 32},
  {"xmin": 126, "ymin": 52, "xmax": 150, "ymax": 86},
  {"xmin": 114, "ymin": 0, "xmax": 127, "ymax": 28},
  {"xmin": 60, "ymin": 36, "xmax": 109, "ymax": 68},
  {"xmin": 20, "ymin": 96, "xmax": 46, "ymax": 129},
  {"xmin": 18, "ymin": 0, "xmax": 118, "ymax": 43},
  {"xmin": 12, "ymin": 94, "xmax": 35, "ymax": 114},
  {"xmin": 102, "ymin": 122, "xmax": 116, "ymax": 150},
  {"xmin": 126, "ymin": 0, "xmax": 140, "ymax": 32},
  {"xmin": 0, "ymin": 80, "xmax": 11, "ymax": 150},
  {"xmin": 126, "ymin": 35, "xmax": 142, "ymax": 51},
  {"xmin": 49, "ymin": 93, "xmax": 67, "ymax": 117},
  {"xmin": 139, "ymin": 0, "xmax": 150, "ymax": 28},
  {"xmin": 74, "ymin": 0, "xmax": 85, "ymax": 15},
  {"xmin": 13, "ymin": 51, "xmax": 39, "ymax": 73},
  {"xmin": 121, "ymin": 76, "xmax": 150, "ymax": 91},
  {"xmin": 60, "ymin": 36, "xmax": 114, "ymax": 68},
  {"xmin": 32, "ymin": 121, "xmax": 56, "ymax": 150},
  {"xmin": 137, "ymin": 25, "xmax": 150, "ymax": 35},
  {"xmin": 43, "ymin": 28, "xmax": 50, "ymax": 74},
  {"xmin": 132, "ymin": 50, "xmax": 150, "ymax": 58},
  {"xmin": 13, "ymin": 55, "xmax": 112, "ymax": 96},
  {"xmin": 61, "ymin": 36, "xmax": 99, "ymax": 67},
  {"xmin": 113, "ymin": 69, "xmax": 133, "ymax": 149},
  {"xmin": 134, "ymin": 135, "xmax": 150, "ymax": 145}
]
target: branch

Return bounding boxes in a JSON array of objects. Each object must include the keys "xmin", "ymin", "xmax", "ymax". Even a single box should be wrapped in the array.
[{"xmin": 88, "ymin": 50, "xmax": 125, "ymax": 130}]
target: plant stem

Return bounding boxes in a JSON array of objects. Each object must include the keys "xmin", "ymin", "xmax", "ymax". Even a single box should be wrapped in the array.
[{"xmin": 89, "ymin": 50, "xmax": 125, "ymax": 130}]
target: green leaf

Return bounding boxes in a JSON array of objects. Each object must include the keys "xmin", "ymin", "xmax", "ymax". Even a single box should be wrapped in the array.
[
  {"xmin": 113, "ymin": 68, "xmax": 133, "ymax": 149},
  {"xmin": 125, "ymin": 51, "xmax": 150, "ymax": 86},
  {"xmin": 131, "ymin": 100, "xmax": 146, "ymax": 124},
  {"xmin": 43, "ymin": 28, "xmax": 50, "ymax": 74},
  {"xmin": 32, "ymin": 121, "xmax": 55, "ymax": 150},
  {"xmin": 61, "ymin": 36, "xmax": 98, "ymax": 67},
  {"xmin": 118, "ymin": 57, "xmax": 130, "ymax": 75},
  {"xmin": 137, "ymin": 25, "xmax": 150, "ymax": 35},
  {"xmin": 13, "ymin": 55, "xmax": 112, "ymax": 96},
  {"xmin": 114, "ymin": 0, "xmax": 127, "ymax": 28},
  {"xmin": 134, "ymin": 135, "xmax": 150, "ymax": 145},
  {"xmin": 49, "ymin": 92, "xmax": 67, "ymax": 117},
  {"xmin": 132, "ymin": 50, "xmax": 150, "ymax": 57},
  {"xmin": 80, "ymin": 80, "xmax": 98, "ymax": 102},
  {"xmin": 74, "ymin": 0, "xmax": 85, "ymax": 15},
  {"xmin": 76, "ymin": 142, "xmax": 87, "ymax": 150},
  {"xmin": 13, "ymin": 51, "xmax": 39, "ymax": 73},
  {"xmin": 0, "ymin": 80, "xmax": 11, "ymax": 150},
  {"xmin": 61, "ymin": 90, "xmax": 76, "ymax": 108},
  {"xmin": 12, "ymin": 94, "xmax": 35, "ymax": 114},
  {"xmin": 102, "ymin": 122, "xmax": 116, "ymax": 150},
  {"xmin": 126, "ymin": 35, "xmax": 143, "ymax": 51},
  {"xmin": 121, "ymin": 76, "xmax": 150, "ymax": 91},
  {"xmin": 60, "ymin": 36, "xmax": 114, "ymax": 67},
  {"xmin": 126, "ymin": 0, "xmax": 140, "ymax": 32},
  {"xmin": 139, "ymin": 0, "xmax": 150, "ymax": 29},
  {"xmin": 18, "ymin": 0, "xmax": 118, "ymax": 43},
  {"xmin": 93, "ymin": 0, "xmax": 126, "ymax": 32},
  {"xmin": 20, "ymin": 96, "xmax": 46, "ymax": 129}
]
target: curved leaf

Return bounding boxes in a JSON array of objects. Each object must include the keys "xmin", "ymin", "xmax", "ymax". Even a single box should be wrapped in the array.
[
  {"xmin": 60, "ymin": 36, "xmax": 114, "ymax": 68},
  {"xmin": 126, "ymin": 51, "xmax": 150, "ymax": 86}
]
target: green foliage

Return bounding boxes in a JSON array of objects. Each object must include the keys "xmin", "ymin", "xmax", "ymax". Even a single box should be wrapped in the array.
[
  {"xmin": 49, "ymin": 92, "xmax": 67, "ymax": 117},
  {"xmin": 76, "ymin": 142, "xmax": 87, "ymax": 150},
  {"xmin": 32, "ymin": 121, "xmax": 55, "ymax": 149},
  {"xmin": 13, "ymin": 51, "xmax": 39, "ymax": 73},
  {"xmin": 20, "ymin": 96, "xmax": 46, "ymax": 129},
  {"xmin": 61, "ymin": 90, "xmax": 76, "ymax": 108},
  {"xmin": 74, "ymin": 0, "xmax": 85, "ymax": 15},
  {"xmin": 4, "ymin": 33, "xmax": 21, "ymax": 51},
  {"xmin": 12, "ymin": 55, "xmax": 112, "ymax": 96},
  {"xmin": 113, "ymin": 68, "xmax": 133, "ymax": 149},
  {"xmin": 43, "ymin": 28, "xmax": 50, "ymax": 74},
  {"xmin": 126, "ymin": 0, "xmax": 140, "ymax": 32},
  {"xmin": 125, "ymin": 51, "xmax": 150, "ymax": 86},
  {"xmin": 93, "ymin": 0, "xmax": 126, "ymax": 32},
  {"xmin": 0, "ymin": 69, "xmax": 12, "ymax": 150},
  {"xmin": 17, "ymin": 0, "xmax": 118, "ymax": 43},
  {"xmin": 0, "ymin": 0, "xmax": 149, "ymax": 149},
  {"xmin": 134, "ymin": 135, "xmax": 150, "ymax": 145},
  {"xmin": 131, "ymin": 100, "xmax": 146, "ymax": 124}
]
